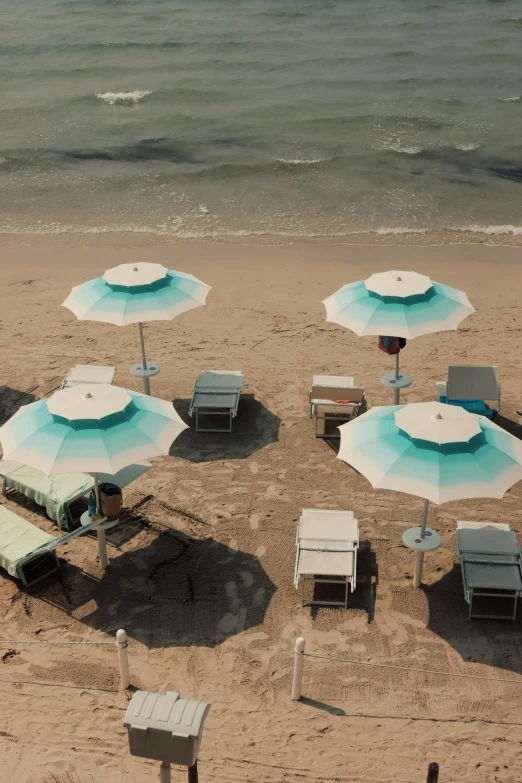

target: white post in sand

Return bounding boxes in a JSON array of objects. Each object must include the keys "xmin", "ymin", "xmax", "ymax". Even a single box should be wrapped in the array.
[
  {"xmin": 159, "ymin": 761, "xmax": 171, "ymax": 783},
  {"xmin": 116, "ymin": 629, "xmax": 130, "ymax": 690},
  {"xmin": 292, "ymin": 637, "xmax": 306, "ymax": 700}
]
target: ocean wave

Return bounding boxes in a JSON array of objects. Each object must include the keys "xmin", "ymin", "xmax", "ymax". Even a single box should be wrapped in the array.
[
  {"xmin": 95, "ymin": 91, "xmax": 152, "ymax": 105},
  {"xmin": 500, "ymin": 96, "xmax": 520, "ymax": 102},
  {"xmin": 274, "ymin": 157, "xmax": 330, "ymax": 165},
  {"xmin": 375, "ymin": 142, "xmax": 479, "ymax": 155},
  {"xmin": 1, "ymin": 222, "xmax": 521, "ymax": 243}
]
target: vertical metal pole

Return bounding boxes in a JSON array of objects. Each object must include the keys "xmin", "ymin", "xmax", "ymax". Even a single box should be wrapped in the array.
[
  {"xmin": 159, "ymin": 762, "xmax": 171, "ymax": 783},
  {"xmin": 116, "ymin": 629, "xmax": 130, "ymax": 690},
  {"xmin": 93, "ymin": 473, "xmax": 102, "ymax": 515},
  {"xmin": 393, "ymin": 352, "xmax": 401, "ymax": 404},
  {"xmin": 188, "ymin": 761, "xmax": 198, "ymax": 783},
  {"xmin": 414, "ymin": 499, "xmax": 430, "ymax": 589},
  {"xmin": 292, "ymin": 637, "xmax": 306, "ymax": 700},
  {"xmin": 420, "ymin": 499, "xmax": 429, "ymax": 538},
  {"xmin": 139, "ymin": 322, "xmax": 151, "ymax": 395},
  {"xmin": 426, "ymin": 762, "xmax": 439, "ymax": 783},
  {"xmin": 97, "ymin": 528, "xmax": 108, "ymax": 570},
  {"xmin": 395, "ymin": 351, "xmax": 400, "ymax": 381},
  {"xmin": 413, "ymin": 551, "xmax": 424, "ymax": 589},
  {"xmin": 94, "ymin": 473, "xmax": 108, "ymax": 569},
  {"xmin": 139, "ymin": 322, "xmax": 148, "ymax": 370}
]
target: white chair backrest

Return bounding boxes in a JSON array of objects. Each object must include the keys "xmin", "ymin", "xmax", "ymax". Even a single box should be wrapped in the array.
[
  {"xmin": 311, "ymin": 385, "xmax": 365, "ymax": 403},
  {"xmin": 447, "ymin": 366, "xmax": 499, "ymax": 401}
]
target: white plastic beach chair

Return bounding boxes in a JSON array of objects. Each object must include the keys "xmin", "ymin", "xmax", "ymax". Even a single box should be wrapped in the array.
[
  {"xmin": 309, "ymin": 375, "xmax": 365, "ymax": 438},
  {"xmin": 188, "ymin": 370, "xmax": 244, "ymax": 433},
  {"xmin": 61, "ymin": 364, "xmax": 116, "ymax": 389},
  {"xmin": 456, "ymin": 520, "xmax": 522, "ymax": 621},
  {"xmin": 294, "ymin": 508, "xmax": 359, "ymax": 609},
  {"xmin": 436, "ymin": 366, "xmax": 500, "ymax": 418}
]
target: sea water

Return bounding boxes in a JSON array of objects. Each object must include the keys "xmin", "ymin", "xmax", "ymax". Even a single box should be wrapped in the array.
[{"xmin": 1, "ymin": 0, "xmax": 521, "ymax": 242}]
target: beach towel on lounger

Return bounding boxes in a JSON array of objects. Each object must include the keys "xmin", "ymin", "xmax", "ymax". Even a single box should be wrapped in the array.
[
  {"xmin": 0, "ymin": 505, "xmax": 56, "ymax": 579},
  {"xmin": 4, "ymin": 466, "xmax": 93, "ymax": 530}
]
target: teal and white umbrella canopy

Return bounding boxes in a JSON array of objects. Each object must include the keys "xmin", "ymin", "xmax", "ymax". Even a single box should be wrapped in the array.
[
  {"xmin": 62, "ymin": 262, "xmax": 211, "ymax": 327},
  {"xmin": 323, "ymin": 270, "xmax": 475, "ymax": 340},
  {"xmin": 0, "ymin": 384, "xmax": 188, "ymax": 477},
  {"xmin": 337, "ymin": 401, "xmax": 522, "ymax": 505},
  {"xmin": 338, "ymin": 400, "xmax": 522, "ymax": 587},
  {"xmin": 62, "ymin": 262, "xmax": 212, "ymax": 394}
]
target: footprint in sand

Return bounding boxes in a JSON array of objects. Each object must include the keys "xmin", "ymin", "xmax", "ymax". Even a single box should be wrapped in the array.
[
  {"xmin": 255, "ymin": 545, "xmax": 267, "ymax": 559},
  {"xmin": 249, "ymin": 462, "xmax": 260, "ymax": 474},
  {"xmin": 240, "ymin": 570, "xmax": 254, "ymax": 588},
  {"xmin": 249, "ymin": 514, "xmax": 260, "ymax": 530},
  {"xmin": 218, "ymin": 581, "xmax": 247, "ymax": 634}
]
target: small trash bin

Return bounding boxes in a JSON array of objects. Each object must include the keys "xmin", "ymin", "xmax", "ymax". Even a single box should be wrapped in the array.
[
  {"xmin": 123, "ymin": 690, "xmax": 210, "ymax": 767},
  {"xmin": 99, "ymin": 482, "xmax": 122, "ymax": 521}
]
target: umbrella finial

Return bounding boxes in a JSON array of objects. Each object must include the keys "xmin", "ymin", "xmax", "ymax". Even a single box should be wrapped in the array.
[
  {"xmin": 132, "ymin": 266, "xmax": 139, "ymax": 271},
  {"xmin": 395, "ymin": 275, "xmax": 402, "ymax": 282},
  {"xmin": 83, "ymin": 392, "xmax": 93, "ymax": 400},
  {"xmin": 433, "ymin": 412, "xmax": 442, "ymax": 420}
]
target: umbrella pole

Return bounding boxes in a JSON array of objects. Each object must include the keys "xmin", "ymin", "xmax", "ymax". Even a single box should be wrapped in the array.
[
  {"xmin": 392, "ymin": 352, "xmax": 400, "ymax": 405},
  {"xmin": 138, "ymin": 322, "xmax": 151, "ymax": 395},
  {"xmin": 413, "ymin": 499, "xmax": 429, "ymax": 588},
  {"xmin": 94, "ymin": 473, "xmax": 108, "ymax": 570}
]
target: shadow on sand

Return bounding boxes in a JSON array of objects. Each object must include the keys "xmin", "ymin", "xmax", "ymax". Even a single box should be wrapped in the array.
[
  {"xmin": 424, "ymin": 564, "xmax": 522, "ymax": 675},
  {"xmin": 0, "ymin": 385, "xmax": 36, "ymax": 425},
  {"xmin": 170, "ymin": 394, "xmax": 281, "ymax": 462},
  {"xmin": 30, "ymin": 523, "xmax": 277, "ymax": 649}
]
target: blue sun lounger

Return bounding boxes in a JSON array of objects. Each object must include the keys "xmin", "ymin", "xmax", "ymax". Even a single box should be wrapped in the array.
[
  {"xmin": 436, "ymin": 366, "xmax": 500, "ymax": 419},
  {"xmin": 189, "ymin": 370, "xmax": 244, "ymax": 433},
  {"xmin": 456, "ymin": 521, "xmax": 522, "ymax": 621}
]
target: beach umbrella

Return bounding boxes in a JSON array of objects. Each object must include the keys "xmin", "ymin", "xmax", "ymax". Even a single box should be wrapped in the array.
[
  {"xmin": 337, "ymin": 401, "xmax": 522, "ymax": 587},
  {"xmin": 323, "ymin": 270, "xmax": 475, "ymax": 403},
  {"xmin": 62, "ymin": 262, "xmax": 211, "ymax": 394},
  {"xmin": 0, "ymin": 383, "xmax": 188, "ymax": 567}
]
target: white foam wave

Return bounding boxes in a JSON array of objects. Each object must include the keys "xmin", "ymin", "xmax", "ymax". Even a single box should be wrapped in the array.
[
  {"xmin": 377, "ymin": 227, "xmax": 427, "ymax": 235},
  {"xmin": 95, "ymin": 91, "xmax": 152, "ymax": 105},
  {"xmin": 274, "ymin": 157, "xmax": 328, "ymax": 165},
  {"xmin": 456, "ymin": 224, "xmax": 522, "ymax": 236},
  {"xmin": 1, "ymin": 222, "xmax": 521, "ymax": 242},
  {"xmin": 455, "ymin": 143, "xmax": 479, "ymax": 151},
  {"xmin": 500, "ymin": 96, "xmax": 520, "ymax": 102}
]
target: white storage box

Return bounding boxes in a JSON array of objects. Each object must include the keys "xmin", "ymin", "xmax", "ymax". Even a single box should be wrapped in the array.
[{"xmin": 123, "ymin": 690, "xmax": 210, "ymax": 766}]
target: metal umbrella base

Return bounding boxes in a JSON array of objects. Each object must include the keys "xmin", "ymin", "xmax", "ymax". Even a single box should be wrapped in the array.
[
  {"xmin": 403, "ymin": 527, "xmax": 442, "ymax": 588},
  {"xmin": 381, "ymin": 371, "xmax": 412, "ymax": 404}
]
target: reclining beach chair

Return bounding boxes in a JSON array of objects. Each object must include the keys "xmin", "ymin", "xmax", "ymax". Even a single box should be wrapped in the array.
[
  {"xmin": 456, "ymin": 521, "xmax": 522, "ymax": 621},
  {"xmin": 189, "ymin": 370, "xmax": 244, "ymax": 433},
  {"xmin": 0, "ymin": 460, "xmax": 151, "ymax": 531},
  {"xmin": 61, "ymin": 364, "xmax": 116, "ymax": 389},
  {"xmin": 309, "ymin": 375, "xmax": 365, "ymax": 438},
  {"xmin": 436, "ymin": 366, "xmax": 500, "ymax": 419},
  {"xmin": 0, "ymin": 504, "xmax": 101, "ymax": 588},
  {"xmin": 294, "ymin": 508, "xmax": 359, "ymax": 609}
]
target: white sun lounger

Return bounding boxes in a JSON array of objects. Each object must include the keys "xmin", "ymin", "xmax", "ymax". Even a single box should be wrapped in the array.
[
  {"xmin": 309, "ymin": 375, "xmax": 365, "ymax": 438},
  {"xmin": 0, "ymin": 504, "xmax": 101, "ymax": 588},
  {"xmin": 61, "ymin": 364, "xmax": 116, "ymax": 389},
  {"xmin": 294, "ymin": 508, "xmax": 359, "ymax": 609},
  {"xmin": 436, "ymin": 366, "xmax": 500, "ymax": 419},
  {"xmin": 188, "ymin": 370, "xmax": 244, "ymax": 433},
  {"xmin": 456, "ymin": 521, "xmax": 522, "ymax": 621}
]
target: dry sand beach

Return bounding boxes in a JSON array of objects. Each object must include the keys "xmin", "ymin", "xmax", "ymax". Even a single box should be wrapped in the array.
[{"xmin": 1, "ymin": 234, "xmax": 522, "ymax": 783}]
